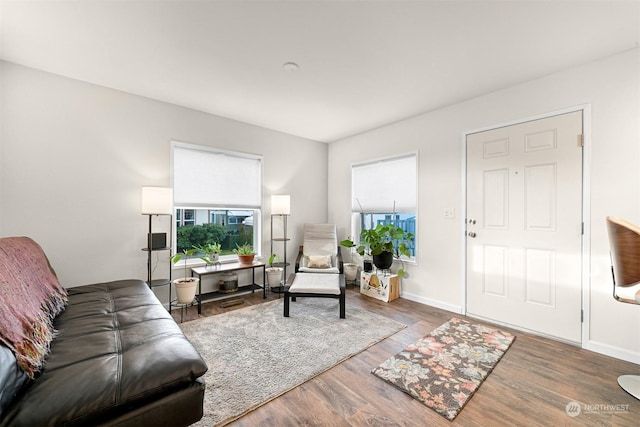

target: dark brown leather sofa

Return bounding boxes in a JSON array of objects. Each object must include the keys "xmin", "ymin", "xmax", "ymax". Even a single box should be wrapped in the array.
[{"xmin": 0, "ymin": 238, "xmax": 208, "ymax": 426}]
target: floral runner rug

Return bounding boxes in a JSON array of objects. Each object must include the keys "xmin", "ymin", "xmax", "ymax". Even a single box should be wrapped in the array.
[{"xmin": 371, "ymin": 317, "xmax": 515, "ymax": 420}]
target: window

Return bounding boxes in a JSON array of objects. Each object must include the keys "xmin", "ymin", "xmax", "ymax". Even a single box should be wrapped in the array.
[
  {"xmin": 172, "ymin": 142, "xmax": 262, "ymax": 260},
  {"xmin": 358, "ymin": 213, "xmax": 416, "ymax": 256},
  {"xmin": 176, "ymin": 209, "xmax": 195, "ymax": 227},
  {"xmin": 351, "ymin": 153, "xmax": 417, "ymax": 259}
]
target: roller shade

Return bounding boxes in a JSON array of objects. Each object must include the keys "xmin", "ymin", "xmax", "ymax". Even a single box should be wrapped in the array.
[
  {"xmin": 352, "ymin": 154, "xmax": 417, "ymax": 213},
  {"xmin": 172, "ymin": 142, "xmax": 262, "ymax": 208}
]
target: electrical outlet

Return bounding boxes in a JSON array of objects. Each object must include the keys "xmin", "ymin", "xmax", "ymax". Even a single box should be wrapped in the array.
[{"xmin": 444, "ymin": 208, "xmax": 455, "ymax": 219}]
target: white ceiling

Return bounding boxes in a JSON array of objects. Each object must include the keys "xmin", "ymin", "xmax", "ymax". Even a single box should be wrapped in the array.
[{"xmin": 1, "ymin": 1, "xmax": 639, "ymax": 142}]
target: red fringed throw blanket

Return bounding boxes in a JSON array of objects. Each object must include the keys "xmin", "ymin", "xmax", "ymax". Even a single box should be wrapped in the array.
[{"xmin": 0, "ymin": 237, "xmax": 67, "ymax": 378}]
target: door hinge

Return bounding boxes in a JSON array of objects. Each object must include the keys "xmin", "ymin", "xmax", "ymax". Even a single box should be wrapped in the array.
[
  {"xmin": 581, "ymin": 222, "xmax": 584, "ymax": 235},
  {"xmin": 581, "ymin": 310, "xmax": 584, "ymax": 322},
  {"xmin": 577, "ymin": 134, "xmax": 584, "ymax": 147}
]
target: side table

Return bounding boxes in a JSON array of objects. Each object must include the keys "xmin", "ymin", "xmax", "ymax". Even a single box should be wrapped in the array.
[
  {"xmin": 360, "ymin": 271, "xmax": 400, "ymax": 302},
  {"xmin": 191, "ymin": 261, "xmax": 267, "ymax": 314}
]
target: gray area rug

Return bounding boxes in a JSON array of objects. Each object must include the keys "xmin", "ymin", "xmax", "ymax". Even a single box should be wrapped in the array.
[{"xmin": 180, "ymin": 298, "xmax": 406, "ymax": 426}]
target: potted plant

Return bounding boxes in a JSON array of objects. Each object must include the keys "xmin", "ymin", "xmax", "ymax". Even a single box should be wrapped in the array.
[
  {"xmin": 265, "ymin": 253, "xmax": 284, "ymax": 287},
  {"xmin": 233, "ymin": 243, "xmax": 255, "ymax": 264},
  {"xmin": 194, "ymin": 242, "xmax": 221, "ymax": 265},
  {"xmin": 338, "ymin": 239, "xmax": 359, "ymax": 281},
  {"xmin": 171, "ymin": 249, "xmax": 200, "ymax": 304},
  {"xmin": 340, "ymin": 223, "xmax": 414, "ymax": 277}
]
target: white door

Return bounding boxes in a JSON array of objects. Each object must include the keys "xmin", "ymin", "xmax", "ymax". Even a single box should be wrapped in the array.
[{"xmin": 466, "ymin": 111, "xmax": 583, "ymax": 343}]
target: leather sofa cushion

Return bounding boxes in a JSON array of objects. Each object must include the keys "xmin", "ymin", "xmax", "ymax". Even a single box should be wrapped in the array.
[
  {"xmin": 0, "ymin": 344, "xmax": 28, "ymax": 419},
  {"xmin": 1, "ymin": 280, "xmax": 207, "ymax": 426}
]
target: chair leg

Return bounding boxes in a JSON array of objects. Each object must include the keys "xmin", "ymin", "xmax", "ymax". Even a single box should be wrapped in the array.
[
  {"xmin": 284, "ymin": 293, "xmax": 290, "ymax": 317},
  {"xmin": 339, "ymin": 292, "xmax": 345, "ymax": 319}
]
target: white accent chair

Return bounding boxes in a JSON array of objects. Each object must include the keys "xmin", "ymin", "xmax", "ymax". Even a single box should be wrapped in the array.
[
  {"xmin": 284, "ymin": 224, "xmax": 345, "ymax": 318},
  {"xmin": 294, "ymin": 223, "xmax": 343, "ymax": 274}
]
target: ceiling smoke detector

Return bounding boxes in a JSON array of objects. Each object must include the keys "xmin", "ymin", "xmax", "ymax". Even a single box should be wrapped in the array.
[{"xmin": 282, "ymin": 62, "xmax": 299, "ymax": 72}]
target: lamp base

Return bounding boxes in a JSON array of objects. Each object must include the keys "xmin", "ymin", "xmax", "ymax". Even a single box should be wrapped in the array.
[{"xmin": 618, "ymin": 375, "xmax": 640, "ymax": 400}]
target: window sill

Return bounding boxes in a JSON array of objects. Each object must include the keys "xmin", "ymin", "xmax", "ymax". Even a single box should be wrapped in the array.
[{"xmin": 171, "ymin": 255, "xmax": 264, "ymax": 271}]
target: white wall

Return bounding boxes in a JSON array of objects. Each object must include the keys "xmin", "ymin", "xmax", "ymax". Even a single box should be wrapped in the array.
[
  {"xmin": 328, "ymin": 48, "xmax": 640, "ymax": 362},
  {"xmin": 0, "ymin": 61, "xmax": 328, "ymax": 293}
]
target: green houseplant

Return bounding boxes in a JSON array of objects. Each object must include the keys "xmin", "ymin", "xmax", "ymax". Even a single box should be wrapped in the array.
[
  {"xmin": 233, "ymin": 243, "xmax": 255, "ymax": 264},
  {"xmin": 170, "ymin": 249, "xmax": 200, "ymax": 303},
  {"xmin": 194, "ymin": 242, "xmax": 221, "ymax": 265},
  {"xmin": 340, "ymin": 223, "xmax": 414, "ymax": 277}
]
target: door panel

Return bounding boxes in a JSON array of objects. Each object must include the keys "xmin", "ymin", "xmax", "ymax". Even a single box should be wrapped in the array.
[
  {"xmin": 466, "ymin": 111, "xmax": 583, "ymax": 343},
  {"xmin": 484, "ymin": 169, "xmax": 509, "ymax": 228},
  {"xmin": 524, "ymin": 248, "xmax": 555, "ymax": 306},
  {"xmin": 525, "ymin": 163, "xmax": 556, "ymax": 230},
  {"xmin": 483, "ymin": 245, "xmax": 508, "ymax": 296}
]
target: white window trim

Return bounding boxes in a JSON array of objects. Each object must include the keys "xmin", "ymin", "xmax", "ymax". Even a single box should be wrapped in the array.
[
  {"xmin": 350, "ymin": 152, "xmax": 419, "ymax": 264},
  {"xmin": 170, "ymin": 141, "xmax": 263, "ymax": 259}
]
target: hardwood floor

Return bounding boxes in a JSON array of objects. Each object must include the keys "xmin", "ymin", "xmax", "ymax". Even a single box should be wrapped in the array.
[{"xmin": 172, "ymin": 288, "xmax": 638, "ymax": 426}]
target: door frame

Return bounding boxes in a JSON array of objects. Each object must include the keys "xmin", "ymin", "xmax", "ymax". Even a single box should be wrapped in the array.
[{"xmin": 460, "ymin": 104, "xmax": 591, "ymax": 346}]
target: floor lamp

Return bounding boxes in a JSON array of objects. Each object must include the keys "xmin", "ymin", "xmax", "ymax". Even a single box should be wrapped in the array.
[
  {"xmin": 141, "ymin": 186, "xmax": 173, "ymax": 310},
  {"xmin": 270, "ymin": 195, "xmax": 290, "ymax": 295}
]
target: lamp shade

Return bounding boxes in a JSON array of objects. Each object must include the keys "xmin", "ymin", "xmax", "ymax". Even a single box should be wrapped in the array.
[
  {"xmin": 271, "ymin": 194, "xmax": 290, "ymax": 215},
  {"xmin": 141, "ymin": 187, "xmax": 173, "ymax": 215}
]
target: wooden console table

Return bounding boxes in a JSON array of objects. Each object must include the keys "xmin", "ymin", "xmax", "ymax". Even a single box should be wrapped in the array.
[{"xmin": 191, "ymin": 261, "xmax": 267, "ymax": 314}]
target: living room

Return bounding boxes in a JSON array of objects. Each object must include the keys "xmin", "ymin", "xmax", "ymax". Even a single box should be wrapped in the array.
[{"xmin": 1, "ymin": 1, "xmax": 639, "ymax": 425}]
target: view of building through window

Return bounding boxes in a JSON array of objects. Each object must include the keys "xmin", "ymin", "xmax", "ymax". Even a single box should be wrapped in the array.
[
  {"xmin": 359, "ymin": 212, "xmax": 416, "ymax": 257},
  {"xmin": 175, "ymin": 208, "xmax": 256, "ymax": 254}
]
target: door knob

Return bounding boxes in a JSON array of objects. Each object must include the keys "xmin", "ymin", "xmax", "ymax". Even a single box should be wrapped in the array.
[{"xmin": 468, "ymin": 232, "xmax": 477, "ymax": 238}]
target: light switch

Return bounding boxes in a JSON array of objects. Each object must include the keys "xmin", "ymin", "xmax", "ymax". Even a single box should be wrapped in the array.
[{"xmin": 444, "ymin": 208, "xmax": 455, "ymax": 219}]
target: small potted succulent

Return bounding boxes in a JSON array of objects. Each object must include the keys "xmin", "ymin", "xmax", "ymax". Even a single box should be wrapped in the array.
[
  {"xmin": 233, "ymin": 243, "xmax": 255, "ymax": 264},
  {"xmin": 194, "ymin": 242, "xmax": 221, "ymax": 265},
  {"xmin": 171, "ymin": 249, "xmax": 200, "ymax": 304},
  {"xmin": 265, "ymin": 253, "xmax": 284, "ymax": 287}
]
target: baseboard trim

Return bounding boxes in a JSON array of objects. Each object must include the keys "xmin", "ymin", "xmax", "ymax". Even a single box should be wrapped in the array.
[
  {"xmin": 584, "ymin": 339, "xmax": 640, "ymax": 365},
  {"xmin": 400, "ymin": 291, "xmax": 463, "ymax": 314}
]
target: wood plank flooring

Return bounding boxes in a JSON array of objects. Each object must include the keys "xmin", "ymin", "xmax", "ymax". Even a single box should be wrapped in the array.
[{"xmin": 172, "ymin": 287, "xmax": 639, "ymax": 426}]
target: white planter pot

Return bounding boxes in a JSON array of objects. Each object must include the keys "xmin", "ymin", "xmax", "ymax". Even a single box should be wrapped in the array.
[
  {"xmin": 206, "ymin": 253, "xmax": 219, "ymax": 264},
  {"xmin": 344, "ymin": 263, "xmax": 358, "ymax": 281},
  {"xmin": 174, "ymin": 278, "xmax": 199, "ymax": 304},
  {"xmin": 266, "ymin": 267, "xmax": 283, "ymax": 286}
]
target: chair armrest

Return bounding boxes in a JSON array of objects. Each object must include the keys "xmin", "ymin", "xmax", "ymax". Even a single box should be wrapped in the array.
[
  {"xmin": 286, "ymin": 273, "xmax": 296, "ymax": 285},
  {"xmin": 295, "ymin": 246, "xmax": 304, "ymax": 272}
]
